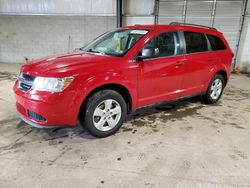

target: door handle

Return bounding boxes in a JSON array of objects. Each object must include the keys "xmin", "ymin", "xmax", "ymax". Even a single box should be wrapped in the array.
[
  {"xmin": 208, "ymin": 58, "xmax": 215, "ymax": 62},
  {"xmin": 174, "ymin": 60, "xmax": 185, "ymax": 67}
]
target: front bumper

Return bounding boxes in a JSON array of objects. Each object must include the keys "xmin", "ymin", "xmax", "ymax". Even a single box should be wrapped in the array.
[
  {"xmin": 18, "ymin": 112, "xmax": 65, "ymax": 128},
  {"xmin": 13, "ymin": 81, "xmax": 78, "ymax": 128}
]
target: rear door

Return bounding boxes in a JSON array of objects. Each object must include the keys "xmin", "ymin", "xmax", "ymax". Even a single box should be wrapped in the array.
[{"xmin": 181, "ymin": 31, "xmax": 214, "ymax": 96}]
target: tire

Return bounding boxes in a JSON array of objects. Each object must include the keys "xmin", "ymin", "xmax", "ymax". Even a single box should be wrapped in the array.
[
  {"xmin": 80, "ymin": 90, "xmax": 127, "ymax": 138},
  {"xmin": 203, "ymin": 74, "xmax": 225, "ymax": 104}
]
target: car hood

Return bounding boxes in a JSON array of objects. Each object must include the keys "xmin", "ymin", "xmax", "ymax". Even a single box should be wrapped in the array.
[{"xmin": 21, "ymin": 52, "xmax": 119, "ymax": 77}]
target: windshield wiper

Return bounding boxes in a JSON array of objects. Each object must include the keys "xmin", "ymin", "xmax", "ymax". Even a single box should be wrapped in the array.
[{"xmin": 87, "ymin": 49, "xmax": 105, "ymax": 55}]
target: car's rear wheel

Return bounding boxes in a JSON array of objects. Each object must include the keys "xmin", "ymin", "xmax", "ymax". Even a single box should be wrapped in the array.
[
  {"xmin": 203, "ymin": 74, "xmax": 225, "ymax": 104},
  {"xmin": 80, "ymin": 90, "xmax": 127, "ymax": 138}
]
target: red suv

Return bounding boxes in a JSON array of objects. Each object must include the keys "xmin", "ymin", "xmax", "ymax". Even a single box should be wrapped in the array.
[{"xmin": 13, "ymin": 23, "xmax": 233, "ymax": 137}]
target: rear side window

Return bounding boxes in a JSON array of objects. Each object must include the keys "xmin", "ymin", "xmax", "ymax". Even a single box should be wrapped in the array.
[
  {"xmin": 207, "ymin": 34, "xmax": 226, "ymax": 51},
  {"xmin": 184, "ymin": 31, "xmax": 208, "ymax": 54}
]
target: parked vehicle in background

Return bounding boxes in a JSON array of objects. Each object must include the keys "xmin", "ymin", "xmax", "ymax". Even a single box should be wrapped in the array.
[{"xmin": 13, "ymin": 22, "xmax": 233, "ymax": 137}]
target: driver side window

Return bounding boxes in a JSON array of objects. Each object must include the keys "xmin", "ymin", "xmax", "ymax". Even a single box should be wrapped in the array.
[{"xmin": 143, "ymin": 32, "xmax": 180, "ymax": 58}]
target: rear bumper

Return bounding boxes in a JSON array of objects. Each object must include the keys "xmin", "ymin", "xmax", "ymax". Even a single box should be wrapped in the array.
[{"xmin": 13, "ymin": 81, "xmax": 79, "ymax": 128}]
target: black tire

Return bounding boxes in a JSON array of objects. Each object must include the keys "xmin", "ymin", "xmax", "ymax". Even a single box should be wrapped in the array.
[
  {"xmin": 203, "ymin": 74, "xmax": 225, "ymax": 104},
  {"xmin": 80, "ymin": 90, "xmax": 127, "ymax": 138}
]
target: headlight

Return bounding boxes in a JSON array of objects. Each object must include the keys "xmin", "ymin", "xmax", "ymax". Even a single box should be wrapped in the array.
[{"xmin": 32, "ymin": 76, "xmax": 74, "ymax": 92}]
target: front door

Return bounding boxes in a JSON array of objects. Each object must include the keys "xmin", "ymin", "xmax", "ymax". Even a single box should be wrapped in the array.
[{"xmin": 137, "ymin": 31, "xmax": 186, "ymax": 107}]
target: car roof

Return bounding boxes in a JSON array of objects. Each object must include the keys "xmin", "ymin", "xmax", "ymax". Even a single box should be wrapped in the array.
[{"xmin": 121, "ymin": 24, "xmax": 222, "ymax": 36}]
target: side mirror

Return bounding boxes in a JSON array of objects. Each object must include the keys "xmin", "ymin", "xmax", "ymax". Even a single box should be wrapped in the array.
[{"xmin": 137, "ymin": 47, "xmax": 159, "ymax": 61}]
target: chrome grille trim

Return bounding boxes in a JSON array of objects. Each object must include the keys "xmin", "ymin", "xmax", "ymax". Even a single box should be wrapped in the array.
[{"xmin": 18, "ymin": 72, "xmax": 35, "ymax": 92}]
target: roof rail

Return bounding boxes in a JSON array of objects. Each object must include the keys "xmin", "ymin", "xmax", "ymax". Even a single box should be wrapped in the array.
[{"xmin": 169, "ymin": 22, "xmax": 217, "ymax": 30}]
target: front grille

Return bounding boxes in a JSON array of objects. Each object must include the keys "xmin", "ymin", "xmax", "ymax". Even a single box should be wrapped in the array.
[
  {"xmin": 28, "ymin": 110, "xmax": 46, "ymax": 122},
  {"xmin": 22, "ymin": 73, "xmax": 35, "ymax": 81},
  {"xmin": 18, "ymin": 72, "xmax": 35, "ymax": 92}
]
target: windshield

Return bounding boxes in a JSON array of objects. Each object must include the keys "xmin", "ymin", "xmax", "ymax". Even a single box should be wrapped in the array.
[{"xmin": 82, "ymin": 29, "xmax": 149, "ymax": 57}]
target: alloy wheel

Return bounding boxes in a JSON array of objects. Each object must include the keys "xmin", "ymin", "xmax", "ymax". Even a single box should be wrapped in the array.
[
  {"xmin": 93, "ymin": 99, "xmax": 122, "ymax": 131},
  {"xmin": 210, "ymin": 78, "xmax": 223, "ymax": 100}
]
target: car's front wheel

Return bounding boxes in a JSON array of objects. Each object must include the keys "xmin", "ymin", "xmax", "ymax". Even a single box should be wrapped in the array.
[{"xmin": 80, "ymin": 90, "xmax": 127, "ymax": 138}]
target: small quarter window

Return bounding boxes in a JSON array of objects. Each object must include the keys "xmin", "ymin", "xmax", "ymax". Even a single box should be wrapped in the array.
[
  {"xmin": 207, "ymin": 34, "xmax": 226, "ymax": 51},
  {"xmin": 184, "ymin": 31, "xmax": 208, "ymax": 54}
]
